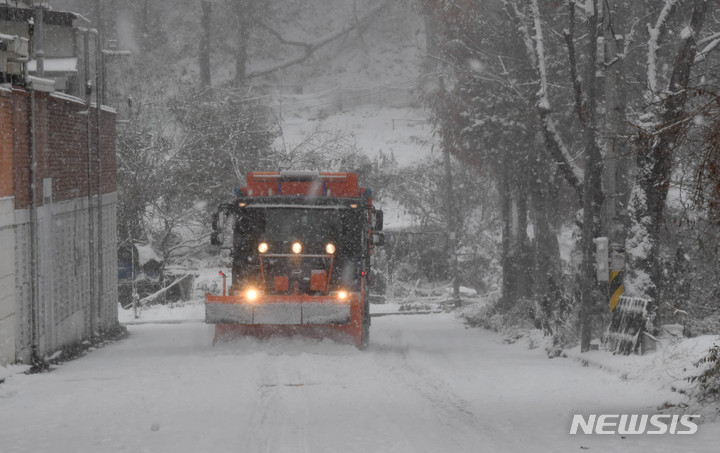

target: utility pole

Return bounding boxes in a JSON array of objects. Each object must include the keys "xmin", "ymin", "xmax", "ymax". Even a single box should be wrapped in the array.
[
  {"xmin": 80, "ymin": 26, "xmax": 98, "ymax": 336},
  {"xmin": 91, "ymin": 0, "xmax": 104, "ymax": 331},
  {"xmin": 95, "ymin": 0, "xmax": 106, "ymax": 104},
  {"xmin": 439, "ymin": 76, "xmax": 460, "ymax": 307},
  {"xmin": 34, "ymin": 6, "xmax": 44, "ymax": 77},
  {"xmin": 602, "ymin": 2, "xmax": 631, "ymax": 314},
  {"xmin": 579, "ymin": 1, "xmax": 604, "ymax": 353},
  {"xmin": 27, "ymin": 12, "xmax": 41, "ymax": 368},
  {"xmin": 95, "ymin": 22, "xmax": 104, "ymax": 331}
]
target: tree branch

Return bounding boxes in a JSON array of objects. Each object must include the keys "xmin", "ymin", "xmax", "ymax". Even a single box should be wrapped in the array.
[
  {"xmin": 647, "ymin": 0, "xmax": 679, "ymax": 95},
  {"xmin": 564, "ymin": 1, "xmax": 588, "ymax": 126},
  {"xmin": 506, "ymin": 0, "xmax": 584, "ymax": 201},
  {"xmin": 247, "ymin": 0, "xmax": 390, "ymax": 79},
  {"xmin": 693, "ymin": 36, "xmax": 720, "ymax": 64},
  {"xmin": 257, "ymin": 22, "xmax": 312, "ymax": 52}
]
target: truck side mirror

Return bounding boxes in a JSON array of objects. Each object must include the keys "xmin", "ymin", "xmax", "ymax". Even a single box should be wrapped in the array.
[
  {"xmin": 374, "ymin": 209, "xmax": 383, "ymax": 231},
  {"xmin": 210, "ymin": 212, "xmax": 221, "ymax": 246}
]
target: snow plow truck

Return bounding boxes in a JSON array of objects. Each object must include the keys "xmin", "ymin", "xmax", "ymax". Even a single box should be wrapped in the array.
[{"xmin": 205, "ymin": 171, "xmax": 384, "ymax": 349}]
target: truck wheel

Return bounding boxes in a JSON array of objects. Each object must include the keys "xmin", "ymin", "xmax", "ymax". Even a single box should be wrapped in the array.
[
  {"xmin": 359, "ymin": 296, "xmax": 371, "ymax": 350},
  {"xmin": 359, "ymin": 316, "xmax": 370, "ymax": 350}
]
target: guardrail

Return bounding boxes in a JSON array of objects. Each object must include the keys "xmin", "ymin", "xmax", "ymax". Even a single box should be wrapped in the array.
[{"xmin": 603, "ymin": 296, "xmax": 652, "ymax": 355}]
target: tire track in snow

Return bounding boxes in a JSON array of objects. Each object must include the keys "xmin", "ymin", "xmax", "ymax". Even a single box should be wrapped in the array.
[
  {"xmin": 370, "ymin": 318, "xmax": 506, "ymax": 452},
  {"xmin": 245, "ymin": 353, "xmax": 285, "ymax": 453},
  {"xmin": 243, "ymin": 350, "xmax": 316, "ymax": 453}
]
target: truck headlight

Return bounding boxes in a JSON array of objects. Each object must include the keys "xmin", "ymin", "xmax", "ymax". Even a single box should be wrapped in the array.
[
  {"xmin": 258, "ymin": 242, "xmax": 269, "ymax": 254},
  {"xmin": 291, "ymin": 242, "xmax": 302, "ymax": 254},
  {"xmin": 246, "ymin": 288, "xmax": 259, "ymax": 302},
  {"xmin": 325, "ymin": 243, "xmax": 336, "ymax": 254}
]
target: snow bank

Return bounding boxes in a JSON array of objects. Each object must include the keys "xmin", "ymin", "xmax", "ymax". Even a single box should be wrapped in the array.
[
  {"xmin": 0, "ymin": 363, "xmax": 30, "ymax": 382},
  {"xmin": 564, "ymin": 334, "xmax": 719, "ymax": 397},
  {"xmin": 118, "ymin": 299, "xmax": 205, "ymax": 325}
]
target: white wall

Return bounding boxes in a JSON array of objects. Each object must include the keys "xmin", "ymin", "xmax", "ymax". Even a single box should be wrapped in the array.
[
  {"xmin": 13, "ymin": 192, "xmax": 119, "ymax": 363},
  {"xmin": 0, "ymin": 196, "xmax": 17, "ymax": 364}
]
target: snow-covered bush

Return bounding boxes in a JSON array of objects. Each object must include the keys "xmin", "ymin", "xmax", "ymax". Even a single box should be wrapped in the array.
[
  {"xmin": 689, "ymin": 342, "xmax": 720, "ymax": 406},
  {"xmin": 462, "ymin": 294, "xmax": 504, "ymax": 333}
]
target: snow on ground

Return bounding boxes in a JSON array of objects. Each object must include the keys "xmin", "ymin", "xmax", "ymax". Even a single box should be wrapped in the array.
[
  {"xmin": 2, "ymin": 301, "xmax": 718, "ymax": 453},
  {"xmin": 564, "ymin": 334, "xmax": 719, "ymax": 395}
]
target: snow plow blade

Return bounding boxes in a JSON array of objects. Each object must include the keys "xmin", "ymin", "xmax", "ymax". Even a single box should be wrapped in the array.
[{"xmin": 205, "ymin": 292, "xmax": 366, "ymax": 348}]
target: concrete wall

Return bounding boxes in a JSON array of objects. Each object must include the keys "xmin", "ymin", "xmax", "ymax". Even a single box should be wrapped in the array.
[
  {"xmin": 13, "ymin": 193, "xmax": 118, "ymax": 362},
  {"xmin": 0, "ymin": 197, "xmax": 16, "ymax": 364}
]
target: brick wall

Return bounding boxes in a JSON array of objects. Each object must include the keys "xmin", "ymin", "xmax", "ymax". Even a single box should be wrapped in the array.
[
  {"xmin": 1, "ymin": 89, "xmax": 14, "ymax": 197},
  {"xmin": 10, "ymin": 89, "xmax": 117, "ymax": 209}
]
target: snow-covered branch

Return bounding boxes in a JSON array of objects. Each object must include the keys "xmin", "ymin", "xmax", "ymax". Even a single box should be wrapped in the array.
[
  {"xmin": 529, "ymin": 0, "xmax": 549, "ymax": 104},
  {"xmin": 694, "ymin": 36, "xmax": 720, "ymax": 63},
  {"xmin": 507, "ymin": 0, "xmax": 584, "ymax": 197},
  {"xmin": 647, "ymin": 0, "xmax": 679, "ymax": 95},
  {"xmin": 621, "ymin": 18, "xmax": 640, "ymax": 61},
  {"xmin": 563, "ymin": 1, "xmax": 587, "ymax": 125},
  {"xmin": 538, "ymin": 111, "xmax": 584, "ymax": 195}
]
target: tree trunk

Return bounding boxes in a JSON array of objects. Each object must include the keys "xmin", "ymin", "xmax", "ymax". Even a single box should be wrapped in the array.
[
  {"xmin": 234, "ymin": 0, "xmax": 251, "ymax": 87},
  {"xmin": 499, "ymin": 158, "xmax": 513, "ymax": 311},
  {"xmin": 530, "ymin": 153, "xmax": 562, "ymax": 328},
  {"xmin": 200, "ymin": 1, "xmax": 212, "ymax": 88},
  {"xmin": 418, "ymin": 0, "xmax": 441, "ymax": 91},
  {"xmin": 576, "ymin": 0, "xmax": 605, "ymax": 352},
  {"xmin": 500, "ymin": 157, "xmax": 532, "ymax": 312}
]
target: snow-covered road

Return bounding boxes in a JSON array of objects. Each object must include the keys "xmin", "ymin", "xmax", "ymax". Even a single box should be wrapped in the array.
[{"xmin": 1, "ymin": 312, "xmax": 716, "ymax": 453}]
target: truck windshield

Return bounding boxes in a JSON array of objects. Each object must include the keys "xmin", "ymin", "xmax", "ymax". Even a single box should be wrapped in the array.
[{"xmin": 238, "ymin": 207, "xmax": 363, "ymax": 255}]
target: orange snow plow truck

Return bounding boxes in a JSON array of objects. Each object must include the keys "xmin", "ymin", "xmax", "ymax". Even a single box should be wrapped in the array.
[{"xmin": 205, "ymin": 171, "xmax": 383, "ymax": 349}]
